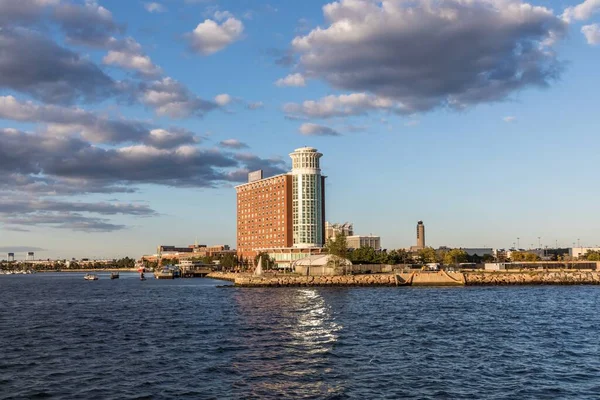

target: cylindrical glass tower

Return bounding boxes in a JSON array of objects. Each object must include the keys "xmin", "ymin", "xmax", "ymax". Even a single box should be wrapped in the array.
[{"xmin": 290, "ymin": 147, "xmax": 324, "ymax": 248}]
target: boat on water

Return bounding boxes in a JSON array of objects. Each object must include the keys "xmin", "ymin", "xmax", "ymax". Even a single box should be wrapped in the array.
[
  {"xmin": 110, "ymin": 272, "xmax": 119, "ymax": 279},
  {"xmin": 84, "ymin": 274, "xmax": 98, "ymax": 281},
  {"xmin": 154, "ymin": 268, "xmax": 175, "ymax": 279}
]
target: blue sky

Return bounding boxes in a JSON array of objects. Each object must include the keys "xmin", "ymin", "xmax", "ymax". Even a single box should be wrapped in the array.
[{"xmin": 1, "ymin": 0, "xmax": 599, "ymax": 259}]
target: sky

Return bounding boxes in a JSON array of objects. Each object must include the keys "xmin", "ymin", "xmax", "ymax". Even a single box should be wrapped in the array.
[{"xmin": 1, "ymin": 0, "xmax": 600, "ymax": 260}]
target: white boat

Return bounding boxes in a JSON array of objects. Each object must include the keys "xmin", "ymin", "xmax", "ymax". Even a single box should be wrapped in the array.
[{"xmin": 84, "ymin": 274, "xmax": 98, "ymax": 281}]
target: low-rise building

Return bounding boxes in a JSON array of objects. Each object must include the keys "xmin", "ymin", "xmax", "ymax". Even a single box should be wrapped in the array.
[
  {"xmin": 570, "ymin": 247, "xmax": 600, "ymax": 260},
  {"xmin": 346, "ymin": 235, "xmax": 381, "ymax": 250}
]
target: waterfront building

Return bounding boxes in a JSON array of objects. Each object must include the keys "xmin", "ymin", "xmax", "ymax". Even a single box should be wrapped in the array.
[
  {"xmin": 462, "ymin": 248, "xmax": 494, "ymax": 257},
  {"xmin": 570, "ymin": 247, "xmax": 600, "ymax": 260},
  {"xmin": 235, "ymin": 147, "xmax": 326, "ymax": 261},
  {"xmin": 346, "ymin": 235, "xmax": 381, "ymax": 250},
  {"xmin": 145, "ymin": 244, "xmax": 235, "ymax": 263},
  {"xmin": 325, "ymin": 222, "xmax": 354, "ymax": 241}
]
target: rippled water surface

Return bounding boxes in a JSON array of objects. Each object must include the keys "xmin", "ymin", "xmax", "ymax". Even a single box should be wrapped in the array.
[{"xmin": 2, "ymin": 273, "xmax": 600, "ymax": 399}]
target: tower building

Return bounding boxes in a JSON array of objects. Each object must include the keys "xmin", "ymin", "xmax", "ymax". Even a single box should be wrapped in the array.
[
  {"xmin": 235, "ymin": 147, "xmax": 326, "ymax": 260},
  {"xmin": 289, "ymin": 147, "xmax": 326, "ymax": 248},
  {"xmin": 417, "ymin": 220, "xmax": 425, "ymax": 249}
]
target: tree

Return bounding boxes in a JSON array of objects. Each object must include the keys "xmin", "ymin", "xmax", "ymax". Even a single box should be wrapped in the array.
[
  {"xmin": 584, "ymin": 250, "xmax": 600, "ymax": 261},
  {"xmin": 220, "ymin": 253, "xmax": 238, "ymax": 270},
  {"xmin": 443, "ymin": 249, "xmax": 468, "ymax": 265},
  {"xmin": 326, "ymin": 234, "xmax": 348, "ymax": 259},
  {"xmin": 511, "ymin": 251, "xmax": 540, "ymax": 262},
  {"xmin": 254, "ymin": 252, "xmax": 276, "ymax": 270},
  {"xmin": 417, "ymin": 247, "xmax": 438, "ymax": 264},
  {"xmin": 387, "ymin": 249, "xmax": 411, "ymax": 264}
]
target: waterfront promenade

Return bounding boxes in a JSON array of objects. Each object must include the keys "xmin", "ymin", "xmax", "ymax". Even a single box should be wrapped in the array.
[{"xmin": 207, "ymin": 270, "xmax": 600, "ymax": 287}]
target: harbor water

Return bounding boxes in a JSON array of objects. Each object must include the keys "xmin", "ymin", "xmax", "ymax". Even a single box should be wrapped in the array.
[{"xmin": 1, "ymin": 273, "xmax": 600, "ymax": 399}]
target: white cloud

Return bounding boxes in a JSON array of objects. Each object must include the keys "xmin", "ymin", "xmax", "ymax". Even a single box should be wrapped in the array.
[
  {"xmin": 219, "ymin": 139, "xmax": 249, "ymax": 149},
  {"xmin": 214, "ymin": 93, "xmax": 232, "ymax": 106},
  {"xmin": 562, "ymin": 0, "xmax": 600, "ymax": 22},
  {"xmin": 139, "ymin": 77, "xmax": 218, "ymax": 118},
  {"xmin": 291, "ymin": 0, "xmax": 566, "ymax": 113},
  {"xmin": 503, "ymin": 116, "xmax": 517, "ymax": 123},
  {"xmin": 284, "ymin": 93, "xmax": 403, "ymax": 119},
  {"xmin": 187, "ymin": 14, "xmax": 244, "ymax": 55},
  {"xmin": 404, "ymin": 120, "xmax": 420, "ymax": 127},
  {"xmin": 582, "ymin": 24, "xmax": 600, "ymax": 45},
  {"xmin": 275, "ymin": 73, "xmax": 306, "ymax": 87},
  {"xmin": 102, "ymin": 37, "xmax": 161, "ymax": 77},
  {"xmin": 213, "ymin": 10, "xmax": 233, "ymax": 21},
  {"xmin": 144, "ymin": 2, "xmax": 166, "ymax": 13},
  {"xmin": 299, "ymin": 123, "xmax": 340, "ymax": 136}
]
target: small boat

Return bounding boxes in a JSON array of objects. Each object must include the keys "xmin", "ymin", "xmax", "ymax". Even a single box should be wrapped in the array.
[
  {"xmin": 84, "ymin": 274, "xmax": 98, "ymax": 281},
  {"xmin": 110, "ymin": 272, "xmax": 120, "ymax": 279},
  {"xmin": 154, "ymin": 268, "xmax": 175, "ymax": 279}
]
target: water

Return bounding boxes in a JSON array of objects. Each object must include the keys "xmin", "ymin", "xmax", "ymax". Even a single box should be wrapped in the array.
[{"xmin": 2, "ymin": 273, "xmax": 600, "ymax": 399}]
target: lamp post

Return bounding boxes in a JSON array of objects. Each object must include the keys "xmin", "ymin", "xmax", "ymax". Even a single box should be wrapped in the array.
[{"xmin": 517, "ymin": 237, "xmax": 520, "ymax": 250}]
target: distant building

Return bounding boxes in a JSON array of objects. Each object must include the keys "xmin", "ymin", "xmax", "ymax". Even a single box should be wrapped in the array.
[
  {"xmin": 235, "ymin": 147, "xmax": 326, "ymax": 260},
  {"xmin": 146, "ymin": 244, "xmax": 235, "ymax": 262},
  {"xmin": 416, "ymin": 221, "xmax": 425, "ymax": 249},
  {"xmin": 325, "ymin": 222, "xmax": 354, "ymax": 241},
  {"xmin": 462, "ymin": 248, "xmax": 494, "ymax": 257},
  {"xmin": 570, "ymin": 247, "xmax": 600, "ymax": 260},
  {"xmin": 347, "ymin": 235, "xmax": 381, "ymax": 250}
]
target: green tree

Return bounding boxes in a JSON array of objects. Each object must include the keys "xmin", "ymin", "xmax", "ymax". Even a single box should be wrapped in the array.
[
  {"xmin": 417, "ymin": 247, "xmax": 438, "ymax": 264},
  {"xmin": 584, "ymin": 250, "xmax": 600, "ymax": 261},
  {"xmin": 350, "ymin": 246, "xmax": 378, "ymax": 264},
  {"xmin": 326, "ymin": 234, "xmax": 348, "ymax": 259},
  {"xmin": 443, "ymin": 249, "xmax": 468, "ymax": 265},
  {"xmin": 220, "ymin": 253, "xmax": 238, "ymax": 270},
  {"xmin": 511, "ymin": 251, "xmax": 540, "ymax": 262},
  {"xmin": 254, "ymin": 252, "xmax": 276, "ymax": 270},
  {"xmin": 387, "ymin": 249, "xmax": 411, "ymax": 264}
]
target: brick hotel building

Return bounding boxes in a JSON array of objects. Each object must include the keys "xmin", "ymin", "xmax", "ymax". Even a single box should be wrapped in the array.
[{"xmin": 236, "ymin": 147, "xmax": 326, "ymax": 262}]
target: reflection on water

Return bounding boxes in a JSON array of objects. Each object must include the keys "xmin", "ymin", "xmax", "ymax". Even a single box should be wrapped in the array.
[
  {"xmin": 230, "ymin": 287, "xmax": 345, "ymax": 398},
  {"xmin": 3, "ymin": 275, "xmax": 600, "ymax": 399}
]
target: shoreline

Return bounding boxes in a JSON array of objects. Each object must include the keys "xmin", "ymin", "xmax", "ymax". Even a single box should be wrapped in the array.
[
  {"xmin": 207, "ymin": 270, "xmax": 600, "ymax": 287},
  {"xmin": 35, "ymin": 268, "xmax": 139, "ymax": 273}
]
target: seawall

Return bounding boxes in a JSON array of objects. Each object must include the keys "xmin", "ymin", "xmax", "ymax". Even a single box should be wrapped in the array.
[
  {"xmin": 465, "ymin": 270, "xmax": 600, "ymax": 285},
  {"xmin": 229, "ymin": 271, "xmax": 466, "ymax": 287},
  {"xmin": 207, "ymin": 270, "xmax": 600, "ymax": 287}
]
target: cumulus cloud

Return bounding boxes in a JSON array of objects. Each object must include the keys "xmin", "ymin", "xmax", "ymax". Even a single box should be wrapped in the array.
[
  {"xmin": 582, "ymin": 24, "xmax": 600, "ymax": 45},
  {"xmin": 0, "ymin": 96, "xmax": 200, "ymax": 147},
  {"xmin": 103, "ymin": 37, "xmax": 162, "ymax": 77},
  {"xmin": 219, "ymin": 139, "xmax": 249, "ymax": 149},
  {"xmin": 284, "ymin": 93, "xmax": 401, "ymax": 119},
  {"xmin": 562, "ymin": 0, "xmax": 600, "ymax": 22},
  {"xmin": 0, "ymin": 0, "xmax": 59, "ymax": 26},
  {"xmin": 214, "ymin": 93, "xmax": 233, "ymax": 106},
  {"xmin": 138, "ymin": 77, "xmax": 218, "ymax": 118},
  {"xmin": 144, "ymin": 2, "xmax": 166, "ymax": 13},
  {"xmin": 299, "ymin": 123, "xmax": 340, "ymax": 136},
  {"xmin": 187, "ymin": 14, "xmax": 244, "ymax": 55},
  {"xmin": 291, "ymin": 0, "xmax": 567, "ymax": 113},
  {"xmin": 275, "ymin": 73, "xmax": 306, "ymax": 87},
  {"xmin": 0, "ymin": 128, "xmax": 286, "ymax": 191},
  {"xmin": 53, "ymin": 0, "xmax": 122, "ymax": 47},
  {"xmin": 0, "ymin": 28, "xmax": 117, "ymax": 104}
]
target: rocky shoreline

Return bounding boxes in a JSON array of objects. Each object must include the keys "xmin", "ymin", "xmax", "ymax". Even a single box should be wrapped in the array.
[{"xmin": 206, "ymin": 270, "xmax": 600, "ymax": 287}]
